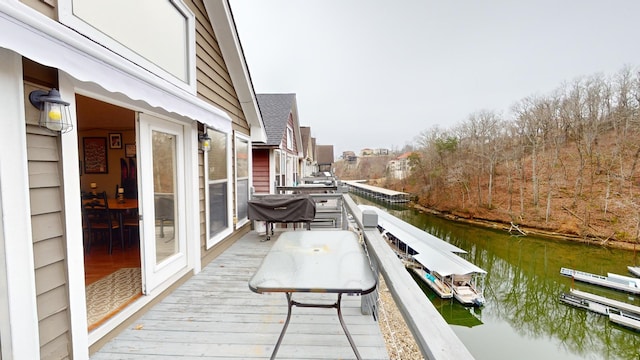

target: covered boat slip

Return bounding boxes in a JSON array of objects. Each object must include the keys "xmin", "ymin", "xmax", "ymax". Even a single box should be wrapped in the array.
[
  {"xmin": 409, "ymin": 267, "xmax": 453, "ymax": 299},
  {"xmin": 343, "ymin": 181, "xmax": 409, "ymax": 203},
  {"xmin": 360, "ymin": 205, "xmax": 465, "ymax": 255},
  {"xmin": 360, "ymin": 205, "xmax": 486, "ymax": 306},
  {"xmin": 91, "ymin": 230, "xmax": 389, "ymax": 359},
  {"xmin": 412, "ymin": 252, "xmax": 486, "ymax": 306}
]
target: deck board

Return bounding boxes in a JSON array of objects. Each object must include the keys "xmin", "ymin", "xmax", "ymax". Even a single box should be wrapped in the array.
[{"xmin": 91, "ymin": 230, "xmax": 389, "ymax": 359}]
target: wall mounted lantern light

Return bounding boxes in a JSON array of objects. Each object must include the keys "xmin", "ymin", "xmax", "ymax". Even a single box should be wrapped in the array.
[
  {"xmin": 199, "ymin": 131, "xmax": 211, "ymax": 152},
  {"xmin": 29, "ymin": 88, "xmax": 73, "ymax": 133}
]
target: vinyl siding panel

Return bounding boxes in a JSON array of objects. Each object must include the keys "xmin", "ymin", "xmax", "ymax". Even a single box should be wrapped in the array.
[
  {"xmin": 38, "ymin": 312, "xmax": 71, "ymax": 351},
  {"xmin": 26, "ymin": 120, "xmax": 71, "ymax": 359},
  {"xmin": 252, "ymin": 149, "xmax": 270, "ymax": 194},
  {"xmin": 289, "ymin": 115, "xmax": 298, "ymax": 154},
  {"xmin": 34, "ymin": 261, "xmax": 66, "ymax": 297},
  {"xmin": 29, "ymin": 161, "xmax": 62, "ymax": 188},
  {"xmin": 40, "ymin": 334, "xmax": 71, "ymax": 360},
  {"xmin": 189, "ymin": 0, "xmax": 254, "ymax": 262},
  {"xmin": 187, "ymin": 0, "xmax": 250, "ymax": 132},
  {"xmin": 31, "ymin": 212, "xmax": 65, "ymax": 243},
  {"xmin": 37, "ymin": 286, "xmax": 68, "ymax": 322},
  {"xmin": 33, "ymin": 236, "xmax": 65, "ymax": 268}
]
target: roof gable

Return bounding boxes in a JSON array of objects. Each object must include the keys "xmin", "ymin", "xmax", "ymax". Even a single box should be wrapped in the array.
[{"xmin": 256, "ymin": 93, "xmax": 299, "ymax": 147}]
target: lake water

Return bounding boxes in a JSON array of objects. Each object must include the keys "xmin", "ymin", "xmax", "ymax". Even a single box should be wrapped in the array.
[{"xmin": 352, "ymin": 195, "xmax": 640, "ymax": 360}]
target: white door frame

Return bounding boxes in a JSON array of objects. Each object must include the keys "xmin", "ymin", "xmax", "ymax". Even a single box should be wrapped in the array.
[{"xmin": 138, "ymin": 113, "xmax": 190, "ymax": 294}]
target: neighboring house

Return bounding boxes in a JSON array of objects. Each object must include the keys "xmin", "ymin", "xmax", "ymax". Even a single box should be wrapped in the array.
[
  {"xmin": 360, "ymin": 148, "xmax": 373, "ymax": 156},
  {"xmin": 316, "ymin": 145, "xmax": 335, "ymax": 173},
  {"xmin": 252, "ymin": 94, "xmax": 304, "ymax": 193},
  {"xmin": 299, "ymin": 126, "xmax": 317, "ymax": 178},
  {"xmin": 342, "ymin": 151, "xmax": 357, "ymax": 163},
  {"xmin": 0, "ymin": 1, "xmax": 265, "ymax": 359},
  {"xmin": 388, "ymin": 151, "xmax": 413, "ymax": 179}
]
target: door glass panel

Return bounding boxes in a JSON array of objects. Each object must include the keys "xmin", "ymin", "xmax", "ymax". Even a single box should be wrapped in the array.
[
  {"xmin": 209, "ymin": 182, "xmax": 227, "ymax": 237},
  {"xmin": 237, "ymin": 179, "xmax": 248, "ymax": 220},
  {"xmin": 207, "ymin": 129, "xmax": 229, "ymax": 239},
  {"xmin": 152, "ymin": 130, "xmax": 177, "ymax": 264}
]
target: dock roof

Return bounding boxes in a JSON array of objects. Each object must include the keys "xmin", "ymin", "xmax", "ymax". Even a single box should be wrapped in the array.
[
  {"xmin": 360, "ymin": 205, "xmax": 486, "ymax": 277},
  {"xmin": 344, "ymin": 181, "xmax": 408, "ymax": 196}
]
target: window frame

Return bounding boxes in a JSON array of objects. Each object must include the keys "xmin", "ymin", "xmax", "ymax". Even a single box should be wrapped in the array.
[
  {"xmin": 58, "ymin": 0, "xmax": 197, "ymax": 94},
  {"xmin": 234, "ymin": 132, "xmax": 251, "ymax": 228},
  {"xmin": 204, "ymin": 128, "xmax": 233, "ymax": 249},
  {"xmin": 286, "ymin": 125, "xmax": 293, "ymax": 150}
]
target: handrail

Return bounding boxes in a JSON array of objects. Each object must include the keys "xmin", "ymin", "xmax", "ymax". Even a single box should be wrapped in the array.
[{"xmin": 342, "ymin": 194, "xmax": 476, "ymax": 360}]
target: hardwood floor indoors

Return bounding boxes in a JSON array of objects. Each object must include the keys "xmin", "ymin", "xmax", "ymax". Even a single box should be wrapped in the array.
[
  {"xmin": 84, "ymin": 237, "xmax": 141, "ymax": 285},
  {"xmin": 84, "ymin": 233, "xmax": 142, "ymax": 330}
]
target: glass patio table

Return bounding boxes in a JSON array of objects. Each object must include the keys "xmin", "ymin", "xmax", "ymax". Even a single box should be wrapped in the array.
[{"xmin": 248, "ymin": 230, "xmax": 377, "ymax": 360}]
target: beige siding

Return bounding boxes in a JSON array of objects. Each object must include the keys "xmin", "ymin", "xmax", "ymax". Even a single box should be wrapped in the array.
[
  {"xmin": 26, "ymin": 114, "xmax": 71, "ymax": 359},
  {"xmin": 19, "ymin": 0, "xmax": 57, "ymax": 20},
  {"xmin": 188, "ymin": 0, "xmax": 250, "ymax": 133},
  {"xmin": 190, "ymin": 0, "xmax": 255, "ymax": 262}
]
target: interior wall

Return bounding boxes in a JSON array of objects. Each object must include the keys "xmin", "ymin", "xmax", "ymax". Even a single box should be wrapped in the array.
[{"xmin": 75, "ymin": 95, "xmax": 136, "ymax": 197}]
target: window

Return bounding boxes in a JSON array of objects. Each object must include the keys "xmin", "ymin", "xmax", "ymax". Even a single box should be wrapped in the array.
[
  {"xmin": 205, "ymin": 129, "xmax": 231, "ymax": 248},
  {"xmin": 59, "ymin": 0, "xmax": 195, "ymax": 92},
  {"xmin": 235, "ymin": 134, "xmax": 250, "ymax": 227},
  {"xmin": 286, "ymin": 126, "xmax": 293, "ymax": 150},
  {"xmin": 274, "ymin": 150, "xmax": 281, "ymax": 187}
]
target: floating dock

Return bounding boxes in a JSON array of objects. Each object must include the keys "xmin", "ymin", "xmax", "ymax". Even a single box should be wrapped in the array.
[
  {"xmin": 560, "ymin": 288, "xmax": 640, "ymax": 331},
  {"xmin": 560, "ymin": 267, "xmax": 640, "ymax": 294},
  {"xmin": 343, "ymin": 180, "xmax": 410, "ymax": 203}
]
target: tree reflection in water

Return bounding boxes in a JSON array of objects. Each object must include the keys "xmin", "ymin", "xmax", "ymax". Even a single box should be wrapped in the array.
[{"xmin": 354, "ymin": 195, "xmax": 640, "ymax": 360}]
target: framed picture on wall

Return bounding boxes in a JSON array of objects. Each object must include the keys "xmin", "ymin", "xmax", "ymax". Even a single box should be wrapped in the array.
[
  {"xmin": 83, "ymin": 137, "xmax": 108, "ymax": 174},
  {"xmin": 109, "ymin": 133, "xmax": 122, "ymax": 149},
  {"xmin": 125, "ymin": 143, "xmax": 136, "ymax": 158}
]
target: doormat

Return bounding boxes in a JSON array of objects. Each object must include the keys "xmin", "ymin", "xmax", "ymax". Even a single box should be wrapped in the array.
[{"xmin": 86, "ymin": 267, "xmax": 142, "ymax": 330}]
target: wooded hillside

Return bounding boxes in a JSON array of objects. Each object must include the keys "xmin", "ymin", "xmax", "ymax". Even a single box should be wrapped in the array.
[{"xmin": 337, "ymin": 66, "xmax": 640, "ymax": 248}]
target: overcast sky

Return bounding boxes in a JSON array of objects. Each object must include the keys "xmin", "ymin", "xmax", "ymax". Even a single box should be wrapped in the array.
[{"xmin": 229, "ymin": 0, "xmax": 640, "ymax": 157}]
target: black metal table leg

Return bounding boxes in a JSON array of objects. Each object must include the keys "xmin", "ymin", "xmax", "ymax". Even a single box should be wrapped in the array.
[
  {"xmin": 270, "ymin": 293, "xmax": 362, "ymax": 360},
  {"xmin": 336, "ymin": 293, "xmax": 362, "ymax": 360},
  {"xmin": 270, "ymin": 292, "xmax": 293, "ymax": 359}
]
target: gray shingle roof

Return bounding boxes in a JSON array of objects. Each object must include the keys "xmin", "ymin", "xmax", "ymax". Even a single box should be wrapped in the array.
[{"xmin": 256, "ymin": 94, "xmax": 296, "ymax": 146}]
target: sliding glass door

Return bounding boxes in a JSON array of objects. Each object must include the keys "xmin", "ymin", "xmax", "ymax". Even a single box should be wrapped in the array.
[{"xmin": 138, "ymin": 113, "xmax": 187, "ymax": 293}]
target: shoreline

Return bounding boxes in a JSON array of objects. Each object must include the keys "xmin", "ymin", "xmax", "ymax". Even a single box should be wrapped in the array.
[{"xmin": 411, "ymin": 203, "xmax": 639, "ymax": 252}]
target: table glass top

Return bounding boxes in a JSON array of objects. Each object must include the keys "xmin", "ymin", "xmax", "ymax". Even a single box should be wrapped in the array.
[{"xmin": 249, "ymin": 230, "xmax": 377, "ymax": 294}]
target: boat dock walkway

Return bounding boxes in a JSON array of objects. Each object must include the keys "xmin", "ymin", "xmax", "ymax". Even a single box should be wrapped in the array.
[
  {"xmin": 560, "ymin": 289, "xmax": 640, "ymax": 316},
  {"xmin": 629, "ymin": 266, "xmax": 640, "ymax": 278},
  {"xmin": 560, "ymin": 289, "xmax": 640, "ymax": 331},
  {"xmin": 560, "ymin": 267, "xmax": 640, "ymax": 294},
  {"xmin": 343, "ymin": 181, "xmax": 409, "ymax": 203}
]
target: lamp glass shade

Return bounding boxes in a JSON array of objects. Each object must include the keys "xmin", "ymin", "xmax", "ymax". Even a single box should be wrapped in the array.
[
  {"xmin": 200, "ymin": 134, "xmax": 211, "ymax": 152},
  {"xmin": 30, "ymin": 89, "xmax": 73, "ymax": 133}
]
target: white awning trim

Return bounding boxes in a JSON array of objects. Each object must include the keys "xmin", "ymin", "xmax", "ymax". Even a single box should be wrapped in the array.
[{"xmin": 0, "ymin": 3, "xmax": 231, "ymax": 132}]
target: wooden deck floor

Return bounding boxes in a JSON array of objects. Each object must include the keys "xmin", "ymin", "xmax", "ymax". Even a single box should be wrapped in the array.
[{"xmin": 91, "ymin": 230, "xmax": 390, "ymax": 359}]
